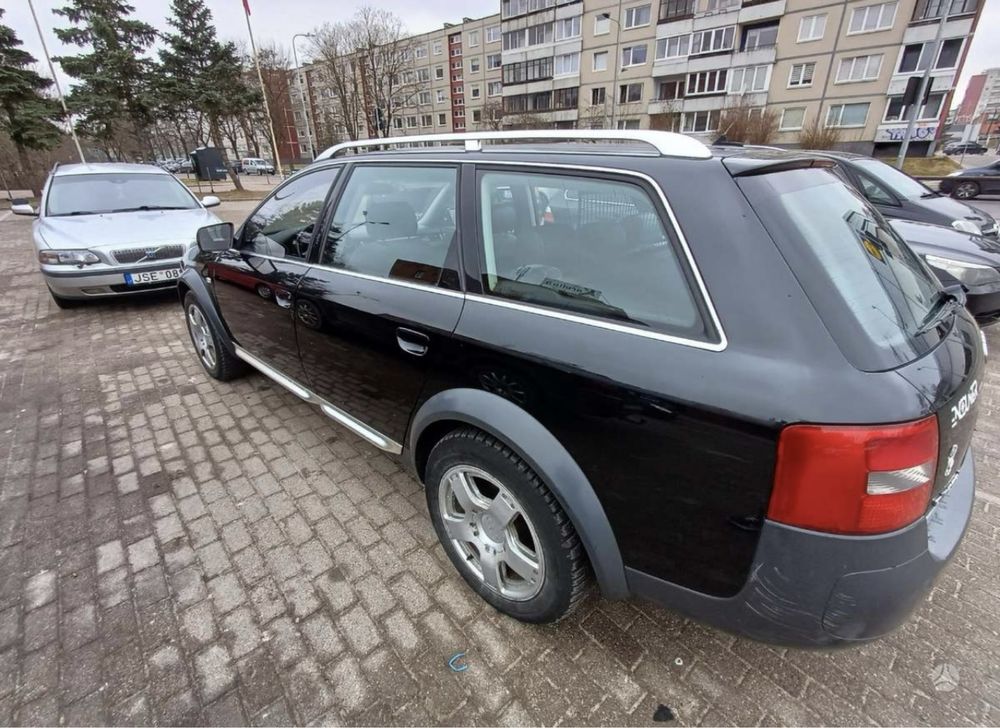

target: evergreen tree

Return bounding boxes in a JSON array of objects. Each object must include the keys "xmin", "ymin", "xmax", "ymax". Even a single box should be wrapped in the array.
[
  {"xmin": 0, "ymin": 9, "xmax": 63, "ymax": 171},
  {"xmin": 160, "ymin": 0, "xmax": 260, "ymax": 189},
  {"xmin": 52, "ymin": 0, "xmax": 157, "ymax": 159}
]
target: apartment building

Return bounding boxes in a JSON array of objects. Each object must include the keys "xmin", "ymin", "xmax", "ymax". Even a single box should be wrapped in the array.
[
  {"xmin": 955, "ymin": 67, "xmax": 1000, "ymax": 141},
  {"xmin": 292, "ymin": 0, "xmax": 984, "ymax": 156}
]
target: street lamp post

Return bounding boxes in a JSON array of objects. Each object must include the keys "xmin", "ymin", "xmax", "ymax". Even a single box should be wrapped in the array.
[
  {"xmin": 600, "ymin": 2, "xmax": 625, "ymax": 130},
  {"xmin": 292, "ymin": 33, "xmax": 317, "ymax": 160}
]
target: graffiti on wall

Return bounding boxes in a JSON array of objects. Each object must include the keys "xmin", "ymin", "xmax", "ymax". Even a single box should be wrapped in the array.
[{"xmin": 876, "ymin": 124, "xmax": 938, "ymax": 142}]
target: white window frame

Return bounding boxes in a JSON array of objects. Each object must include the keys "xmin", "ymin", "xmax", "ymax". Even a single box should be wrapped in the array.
[
  {"xmin": 690, "ymin": 26, "xmax": 735, "ymax": 56},
  {"xmin": 797, "ymin": 14, "xmax": 826, "ymax": 42},
  {"xmin": 415, "ymin": 46, "xmax": 428, "ymax": 59},
  {"xmin": 655, "ymin": 34, "xmax": 691, "ymax": 60},
  {"xmin": 488, "ymin": 81, "xmax": 503, "ymax": 96},
  {"xmin": 433, "ymin": 41, "xmax": 443, "ymax": 55},
  {"xmin": 619, "ymin": 82, "xmax": 644, "ymax": 103},
  {"xmin": 435, "ymin": 66, "xmax": 445, "ymax": 80},
  {"xmin": 623, "ymin": 4, "xmax": 652, "ymax": 29},
  {"xmin": 847, "ymin": 2, "xmax": 897, "ymax": 34},
  {"xmin": 836, "ymin": 54, "xmax": 882, "ymax": 83},
  {"xmin": 779, "ymin": 107, "xmax": 806, "ymax": 130},
  {"xmin": 406, "ymin": 116, "xmax": 418, "ymax": 128},
  {"xmin": 555, "ymin": 16, "xmax": 582, "ymax": 41},
  {"xmin": 471, "ymin": 85, "xmax": 481, "ymax": 98},
  {"xmin": 487, "ymin": 53, "xmax": 502, "ymax": 69},
  {"xmin": 436, "ymin": 89, "xmax": 447, "ymax": 103},
  {"xmin": 728, "ymin": 65, "xmax": 770, "ymax": 94},
  {"xmin": 594, "ymin": 15, "xmax": 610, "ymax": 35},
  {"xmin": 487, "ymin": 25, "xmax": 501, "ymax": 43},
  {"xmin": 826, "ymin": 102, "xmax": 870, "ymax": 128},
  {"xmin": 554, "ymin": 52, "xmax": 580, "ymax": 76},
  {"xmin": 470, "ymin": 57, "xmax": 481, "ymax": 72},
  {"xmin": 592, "ymin": 51, "xmax": 608, "ymax": 72},
  {"xmin": 437, "ymin": 112, "xmax": 447, "ymax": 125},
  {"xmin": 420, "ymin": 114, "xmax": 433, "ymax": 128},
  {"xmin": 418, "ymin": 91, "xmax": 431, "ymax": 105},
  {"xmin": 468, "ymin": 30, "xmax": 480, "ymax": 47},
  {"xmin": 621, "ymin": 44, "xmax": 648, "ymax": 67},
  {"xmin": 787, "ymin": 62, "xmax": 815, "ymax": 88},
  {"xmin": 686, "ymin": 69, "xmax": 728, "ymax": 96},
  {"xmin": 681, "ymin": 110, "xmax": 720, "ymax": 133},
  {"xmin": 883, "ymin": 93, "xmax": 945, "ymax": 122}
]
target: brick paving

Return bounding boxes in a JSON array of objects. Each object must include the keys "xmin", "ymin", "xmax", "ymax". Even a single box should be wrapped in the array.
[{"xmin": 1, "ymin": 204, "xmax": 1000, "ymax": 726}]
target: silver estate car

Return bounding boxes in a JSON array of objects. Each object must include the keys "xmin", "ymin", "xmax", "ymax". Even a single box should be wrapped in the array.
[{"xmin": 12, "ymin": 162, "xmax": 223, "ymax": 308}]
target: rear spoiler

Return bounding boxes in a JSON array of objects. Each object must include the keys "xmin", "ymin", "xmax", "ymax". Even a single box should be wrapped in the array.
[{"xmin": 724, "ymin": 156, "xmax": 837, "ymax": 177}]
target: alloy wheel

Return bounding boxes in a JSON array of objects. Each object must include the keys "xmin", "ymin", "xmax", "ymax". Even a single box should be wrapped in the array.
[
  {"xmin": 438, "ymin": 465, "xmax": 544, "ymax": 601},
  {"xmin": 187, "ymin": 304, "xmax": 217, "ymax": 371},
  {"xmin": 954, "ymin": 182, "xmax": 979, "ymax": 199}
]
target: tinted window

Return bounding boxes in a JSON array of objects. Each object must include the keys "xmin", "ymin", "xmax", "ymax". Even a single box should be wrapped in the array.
[
  {"xmin": 739, "ymin": 168, "xmax": 944, "ymax": 371},
  {"xmin": 855, "ymin": 172, "xmax": 896, "ymax": 205},
  {"xmin": 46, "ymin": 173, "xmax": 198, "ymax": 216},
  {"xmin": 322, "ymin": 166, "xmax": 457, "ymax": 287},
  {"xmin": 240, "ymin": 167, "xmax": 340, "ymax": 259},
  {"xmin": 854, "ymin": 158, "xmax": 932, "ymax": 199},
  {"xmin": 478, "ymin": 170, "xmax": 710, "ymax": 340}
]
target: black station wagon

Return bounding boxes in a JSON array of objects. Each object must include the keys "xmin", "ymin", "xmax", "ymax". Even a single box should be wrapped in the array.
[{"xmin": 180, "ymin": 131, "xmax": 983, "ymax": 646}]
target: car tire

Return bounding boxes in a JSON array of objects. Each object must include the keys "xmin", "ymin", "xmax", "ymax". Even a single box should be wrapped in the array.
[
  {"xmin": 183, "ymin": 291, "xmax": 243, "ymax": 381},
  {"xmin": 425, "ymin": 427, "xmax": 590, "ymax": 623},
  {"xmin": 48, "ymin": 287, "xmax": 80, "ymax": 309},
  {"xmin": 952, "ymin": 181, "xmax": 980, "ymax": 200}
]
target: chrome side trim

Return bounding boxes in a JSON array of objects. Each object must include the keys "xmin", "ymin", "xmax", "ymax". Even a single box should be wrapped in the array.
[{"xmin": 233, "ymin": 346, "xmax": 403, "ymax": 454}]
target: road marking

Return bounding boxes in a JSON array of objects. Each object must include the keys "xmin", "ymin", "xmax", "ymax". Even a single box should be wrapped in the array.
[
  {"xmin": 974, "ymin": 490, "xmax": 1000, "ymax": 507},
  {"xmin": 0, "ymin": 212, "xmax": 11, "ymax": 223}
]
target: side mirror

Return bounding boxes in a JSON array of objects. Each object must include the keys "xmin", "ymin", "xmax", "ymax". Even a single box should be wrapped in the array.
[
  {"xmin": 201, "ymin": 195, "xmax": 221, "ymax": 208},
  {"xmin": 11, "ymin": 203, "xmax": 37, "ymax": 217},
  {"xmin": 196, "ymin": 222, "xmax": 234, "ymax": 252}
]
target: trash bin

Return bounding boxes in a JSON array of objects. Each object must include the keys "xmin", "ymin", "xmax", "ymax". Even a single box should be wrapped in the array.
[{"xmin": 190, "ymin": 147, "xmax": 228, "ymax": 181}]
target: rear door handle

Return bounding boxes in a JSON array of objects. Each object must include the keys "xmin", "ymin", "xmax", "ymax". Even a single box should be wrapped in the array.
[{"xmin": 396, "ymin": 327, "xmax": 430, "ymax": 356}]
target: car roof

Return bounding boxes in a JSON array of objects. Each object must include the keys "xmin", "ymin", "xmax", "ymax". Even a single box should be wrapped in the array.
[{"xmin": 53, "ymin": 162, "xmax": 170, "ymax": 177}]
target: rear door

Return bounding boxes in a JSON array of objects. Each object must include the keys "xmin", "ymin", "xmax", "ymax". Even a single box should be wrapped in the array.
[
  {"xmin": 294, "ymin": 162, "xmax": 465, "ymax": 450},
  {"xmin": 209, "ymin": 166, "xmax": 341, "ymax": 382}
]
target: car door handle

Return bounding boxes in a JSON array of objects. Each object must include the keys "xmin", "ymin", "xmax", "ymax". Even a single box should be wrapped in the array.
[
  {"xmin": 396, "ymin": 327, "xmax": 430, "ymax": 357},
  {"xmin": 274, "ymin": 290, "xmax": 292, "ymax": 309}
]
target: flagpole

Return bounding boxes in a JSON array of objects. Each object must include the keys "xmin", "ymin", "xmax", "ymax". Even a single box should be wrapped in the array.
[
  {"xmin": 27, "ymin": 0, "xmax": 85, "ymax": 163},
  {"xmin": 242, "ymin": 1, "xmax": 284, "ymax": 177}
]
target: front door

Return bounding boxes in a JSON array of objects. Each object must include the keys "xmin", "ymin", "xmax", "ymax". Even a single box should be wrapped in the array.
[
  {"xmin": 210, "ymin": 166, "xmax": 341, "ymax": 382},
  {"xmin": 294, "ymin": 163, "xmax": 464, "ymax": 449}
]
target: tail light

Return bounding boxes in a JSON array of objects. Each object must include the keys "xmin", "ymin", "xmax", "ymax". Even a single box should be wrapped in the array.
[{"xmin": 768, "ymin": 417, "xmax": 938, "ymax": 535}]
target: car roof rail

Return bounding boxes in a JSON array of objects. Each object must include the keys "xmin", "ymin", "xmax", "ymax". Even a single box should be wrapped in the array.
[{"xmin": 314, "ymin": 130, "xmax": 712, "ymax": 161}]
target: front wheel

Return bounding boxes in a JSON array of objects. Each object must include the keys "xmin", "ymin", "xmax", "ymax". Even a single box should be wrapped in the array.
[
  {"xmin": 183, "ymin": 292, "xmax": 243, "ymax": 381},
  {"xmin": 425, "ymin": 428, "xmax": 590, "ymax": 623},
  {"xmin": 952, "ymin": 181, "xmax": 980, "ymax": 200}
]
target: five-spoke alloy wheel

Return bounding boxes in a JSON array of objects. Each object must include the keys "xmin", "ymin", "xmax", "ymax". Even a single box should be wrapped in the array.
[{"xmin": 183, "ymin": 292, "xmax": 243, "ymax": 381}]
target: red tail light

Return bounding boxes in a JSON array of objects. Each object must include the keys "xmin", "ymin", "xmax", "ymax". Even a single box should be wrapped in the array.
[{"xmin": 768, "ymin": 417, "xmax": 938, "ymax": 535}]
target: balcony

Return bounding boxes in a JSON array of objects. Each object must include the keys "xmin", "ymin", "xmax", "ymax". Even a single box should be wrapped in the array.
[
  {"xmin": 730, "ymin": 44, "xmax": 776, "ymax": 66},
  {"xmin": 659, "ymin": 0, "xmax": 695, "ymax": 24},
  {"xmin": 911, "ymin": 0, "xmax": 978, "ymax": 23},
  {"xmin": 738, "ymin": 0, "xmax": 786, "ymax": 22}
]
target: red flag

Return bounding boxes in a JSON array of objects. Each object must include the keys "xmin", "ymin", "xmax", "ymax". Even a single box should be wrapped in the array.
[{"xmin": 242, "ymin": 0, "xmax": 251, "ymax": 15}]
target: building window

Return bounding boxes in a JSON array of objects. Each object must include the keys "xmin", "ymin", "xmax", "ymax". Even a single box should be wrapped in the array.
[
  {"xmin": 624, "ymin": 4, "xmax": 652, "ymax": 28},
  {"xmin": 554, "ymin": 52, "xmax": 580, "ymax": 76},
  {"xmin": 420, "ymin": 114, "xmax": 433, "ymax": 127},
  {"xmin": 503, "ymin": 57, "xmax": 554, "ymax": 84},
  {"xmin": 433, "ymin": 41, "xmax": 443, "ymax": 55},
  {"xmin": 659, "ymin": 0, "xmax": 695, "ymax": 21},
  {"xmin": 594, "ymin": 15, "xmax": 610, "ymax": 35},
  {"xmin": 657, "ymin": 78, "xmax": 685, "ymax": 100},
  {"xmin": 454, "ymin": 86, "xmax": 464, "ymax": 95},
  {"xmin": 472, "ymin": 109, "xmax": 482, "ymax": 122},
  {"xmin": 504, "ymin": 91, "xmax": 552, "ymax": 113},
  {"xmin": 450, "ymin": 34, "xmax": 460, "ymax": 44},
  {"xmin": 487, "ymin": 25, "xmax": 501, "ymax": 43},
  {"xmin": 488, "ymin": 81, "xmax": 503, "ymax": 96},
  {"xmin": 706, "ymin": 0, "xmax": 738, "ymax": 9},
  {"xmin": 451, "ymin": 46, "xmax": 462, "ymax": 57},
  {"xmin": 438, "ymin": 113, "xmax": 447, "ymax": 125},
  {"xmin": 681, "ymin": 110, "xmax": 719, "ymax": 133},
  {"xmin": 826, "ymin": 102, "xmax": 870, "ymax": 127},
  {"xmin": 655, "ymin": 34, "xmax": 690, "ymax": 60},
  {"xmin": 836, "ymin": 54, "xmax": 883, "ymax": 83},
  {"xmin": 470, "ymin": 85, "xmax": 481, "ymax": 98},
  {"xmin": 621, "ymin": 44, "xmax": 647, "ymax": 67},
  {"xmin": 592, "ymin": 51, "xmax": 608, "ymax": 72},
  {"xmin": 417, "ymin": 68, "xmax": 431, "ymax": 82},
  {"xmin": 686, "ymin": 69, "xmax": 728, "ymax": 95},
  {"xmin": 591, "ymin": 87, "xmax": 606, "ymax": 105},
  {"xmin": 779, "ymin": 107, "xmax": 806, "ymax": 130},
  {"xmin": 436, "ymin": 89, "xmax": 447, "ymax": 103},
  {"xmin": 741, "ymin": 23, "xmax": 778, "ymax": 51},
  {"xmin": 527, "ymin": 22, "xmax": 554, "ymax": 46},
  {"xmin": 435, "ymin": 66, "xmax": 444, "ymax": 80},
  {"xmin": 406, "ymin": 116, "xmax": 418, "ymax": 128},
  {"xmin": 617, "ymin": 119, "xmax": 641, "ymax": 129},
  {"xmin": 797, "ymin": 14, "xmax": 826, "ymax": 42},
  {"xmin": 452, "ymin": 73, "xmax": 463, "ymax": 82},
  {"xmin": 619, "ymin": 82, "xmax": 643, "ymax": 103},
  {"xmin": 912, "ymin": 0, "xmax": 978, "ymax": 21},
  {"xmin": 728, "ymin": 65, "xmax": 769, "ymax": 93},
  {"xmin": 555, "ymin": 16, "xmax": 581, "ymax": 40},
  {"xmin": 848, "ymin": 2, "xmax": 897, "ymax": 33},
  {"xmin": 468, "ymin": 30, "xmax": 480, "ymax": 47},
  {"xmin": 415, "ymin": 45, "xmax": 427, "ymax": 59},
  {"xmin": 393, "ymin": 117, "xmax": 404, "ymax": 129},
  {"xmin": 883, "ymin": 93, "xmax": 945, "ymax": 122},
  {"xmin": 418, "ymin": 91, "xmax": 431, "ymax": 105},
  {"xmin": 898, "ymin": 38, "xmax": 962, "ymax": 73},
  {"xmin": 554, "ymin": 87, "xmax": 578, "ymax": 109},
  {"xmin": 788, "ymin": 62, "xmax": 815, "ymax": 87},
  {"xmin": 487, "ymin": 53, "xmax": 502, "ymax": 69},
  {"xmin": 691, "ymin": 27, "xmax": 735, "ymax": 55},
  {"xmin": 470, "ymin": 57, "xmax": 481, "ymax": 73}
]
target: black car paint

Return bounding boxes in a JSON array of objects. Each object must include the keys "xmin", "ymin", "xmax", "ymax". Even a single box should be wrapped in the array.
[{"xmin": 179, "ymin": 148, "xmax": 982, "ymax": 644}]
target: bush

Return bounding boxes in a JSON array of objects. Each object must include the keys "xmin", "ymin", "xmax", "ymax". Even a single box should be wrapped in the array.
[
  {"xmin": 797, "ymin": 119, "xmax": 842, "ymax": 150},
  {"xmin": 716, "ymin": 97, "xmax": 779, "ymax": 145}
]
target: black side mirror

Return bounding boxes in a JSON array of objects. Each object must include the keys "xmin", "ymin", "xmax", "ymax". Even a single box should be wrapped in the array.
[{"xmin": 196, "ymin": 222, "xmax": 234, "ymax": 252}]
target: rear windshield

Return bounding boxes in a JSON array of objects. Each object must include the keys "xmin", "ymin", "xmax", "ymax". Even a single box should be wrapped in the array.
[{"xmin": 739, "ymin": 168, "xmax": 947, "ymax": 372}]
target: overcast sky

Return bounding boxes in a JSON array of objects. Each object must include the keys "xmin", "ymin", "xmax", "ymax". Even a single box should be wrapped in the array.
[{"xmin": 4, "ymin": 0, "xmax": 999, "ymax": 108}]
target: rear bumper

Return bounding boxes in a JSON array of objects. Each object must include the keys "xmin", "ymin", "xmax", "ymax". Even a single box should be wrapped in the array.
[
  {"xmin": 628, "ymin": 447, "xmax": 975, "ymax": 647},
  {"xmin": 42, "ymin": 262, "xmax": 183, "ymax": 299}
]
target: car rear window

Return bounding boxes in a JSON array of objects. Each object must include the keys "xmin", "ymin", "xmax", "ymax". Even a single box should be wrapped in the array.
[{"xmin": 739, "ymin": 168, "xmax": 947, "ymax": 372}]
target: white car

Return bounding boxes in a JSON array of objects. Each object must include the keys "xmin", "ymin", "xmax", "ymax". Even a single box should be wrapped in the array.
[
  {"xmin": 240, "ymin": 157, "xmax": 275, "ymax": 175},
  {"xmin": 12, "ymin": 162, "xmax": 223, "ymax": 308}
]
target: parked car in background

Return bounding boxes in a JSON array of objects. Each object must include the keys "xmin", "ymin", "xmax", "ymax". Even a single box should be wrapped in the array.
[
  {"xmin": 239, "ymin": 157, "xmax": 275, "ymax": 175},
  {"xmin": 944, "ymin": 142, "xmax": 988, "ymax": 156},
  {"xmin": 12, "ymin": 162, "xmax": 222, "ymax": 308},
  {"xmin": 939, "ymin": 159, "xmax": 1000, "ymax": 200},
  {"xmin": 890, "ymin": 219, "xmax": 1000, "ymax": 326},
  {"xmin": 179, "ymin": 130, "xmax": 982, "ymax": 646},
  {"xmin": 809, "ymin": 150, "xmax": 998, "ymax": 238}
]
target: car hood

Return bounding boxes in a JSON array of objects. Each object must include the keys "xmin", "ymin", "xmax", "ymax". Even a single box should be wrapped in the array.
[
  {"xmin": 891, "ymin": 219, "xmax": 1000, "ymax": 265},
  {"xmin": 913, "ymin": 193, "xmax": 995, "ymax": 226},
  {"xmin": 36, "ymin": 207, "xmax": 222, "ymax": 250}
]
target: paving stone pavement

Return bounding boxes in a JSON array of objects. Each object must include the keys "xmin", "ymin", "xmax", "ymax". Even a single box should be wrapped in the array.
[{"xmin": 1, "ymin": 204, "xmax": 1000, "ymax": 727}]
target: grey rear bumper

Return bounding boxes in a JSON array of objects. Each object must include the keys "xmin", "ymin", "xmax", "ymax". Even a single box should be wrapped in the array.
[{"xmin": 628, "ymin": 447, "xmax": 975, "ymax": 647}]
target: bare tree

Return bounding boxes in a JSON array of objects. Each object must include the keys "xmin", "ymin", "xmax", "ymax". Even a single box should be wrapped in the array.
[
  {"xmin": 717, "ymin": 96, "xmax": 779, "ymax": 145},
  {"xmin": 798, "ymin": 118, "xmax": 842, "ymax": 150},
  {"xmin": 311, "ymin": 24, "xmax": 364, "ymax": 141}
]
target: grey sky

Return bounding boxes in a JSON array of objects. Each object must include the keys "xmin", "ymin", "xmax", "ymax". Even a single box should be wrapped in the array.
[{"xmin": 3, "ymin": 0, "xmax": 999, "ymax": 108}]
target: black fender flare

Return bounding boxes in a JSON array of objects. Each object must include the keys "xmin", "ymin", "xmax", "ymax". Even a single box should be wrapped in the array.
[
  {"xmin": 408, "ymin": 388, "xmax": 629, "ymax": 599},
  {"xmin": 177, "ymin": 268, "xmax": 237, "ymax": 356}
]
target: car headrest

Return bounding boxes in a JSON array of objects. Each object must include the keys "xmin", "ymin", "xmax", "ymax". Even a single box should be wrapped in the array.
[{"xmin": 366, "ymin": 200, "xmax": 418, "ymax": 240}]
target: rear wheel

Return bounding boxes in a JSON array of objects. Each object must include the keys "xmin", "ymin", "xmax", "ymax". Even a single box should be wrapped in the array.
[
  {"xmin": 952, "ymin": 181, "xmax": 980, "ymax": 200},
  {"xmin": 183, "ymin": 292, "xmax": 243, "ymax": 381},
  {"xmin": 425, "ymin": 428, "xmax": 590, "ymax": 623}
]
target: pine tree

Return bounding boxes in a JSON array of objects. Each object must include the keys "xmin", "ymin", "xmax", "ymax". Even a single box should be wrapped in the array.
[
  {"xmin": 160, "ymin": 0, "xmax": 260, "ymax": 189},
  {"xmin": 0, "ymin": 9, "xmax": 63, "ymax": 171},
  {"xmin": 52, "ymin": 0, "xmax": 157, "ymax": 159}
]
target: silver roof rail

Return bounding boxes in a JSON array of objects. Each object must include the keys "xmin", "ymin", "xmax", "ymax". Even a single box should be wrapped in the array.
[{"xmin": 314, "ymin": 129, "xmax": 712, "ymax": 161}]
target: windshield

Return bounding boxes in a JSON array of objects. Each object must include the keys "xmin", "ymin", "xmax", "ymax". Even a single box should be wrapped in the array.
[
  {"xmin": 740, "ymin": 168, "xmax": 947, "ymax": 371},
  {"xmin": 854, "ymin": 159, "xmax": 934, "ymax": 199},
  {"xmin": 46, "ymin": 173, "xmax": 199, "ymax": 216}
]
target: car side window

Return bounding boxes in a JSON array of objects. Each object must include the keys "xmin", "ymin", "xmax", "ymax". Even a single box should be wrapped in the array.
[
  {"xmin": 478, "ymin": 170, "xmax": 711, "ymax": 340},
  {"xmin": 855, "ymin": 172, "xmax": 895, "ymax": 206},
  {"xmin": 321, "ymin": 165, "xmax": 458, "ymax": 287},
  {"xmin": 240, "ymin": 167, "xmax": 340, "ymax": 259}
]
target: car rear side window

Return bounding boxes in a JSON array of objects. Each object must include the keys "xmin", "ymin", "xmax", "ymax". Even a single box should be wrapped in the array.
[
  {"xmin": 477, "ymin": 170, "xmax": 713, "ymax": 341},
  {"xmin": 739, "ymin": 168, "xmax": 944, "ymax": 371}
]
